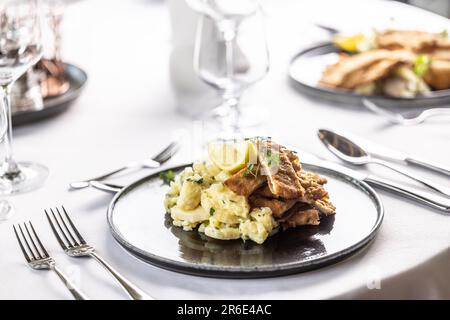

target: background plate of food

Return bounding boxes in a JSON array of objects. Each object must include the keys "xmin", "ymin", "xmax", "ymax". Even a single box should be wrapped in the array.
[
  {"xmin": 106, "ymin": 139, "xmax": 384, "ymax": 278},
  {"xmin": 289, "ymin": 30, "xmax": 450, "ymax": 108},
  {"xmin": 12, "ymin": 62, "xmax": 87, "ymax": 126}
]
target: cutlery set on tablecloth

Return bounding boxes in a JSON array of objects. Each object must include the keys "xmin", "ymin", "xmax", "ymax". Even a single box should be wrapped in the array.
[
  {"xmin": 14, "ymin": 133, "xmax": 449, "ymax": 294},
  {"xmin": 13, "ymin": 206, "xmax": 153, "ymax": 300}
]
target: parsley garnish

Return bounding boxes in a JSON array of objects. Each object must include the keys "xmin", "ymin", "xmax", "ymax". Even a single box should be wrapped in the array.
[
  {"xmin": 159, "ymin": 170, "xmax": 175, "ymax": 185},
  {"xmin": 210, "ymin": 208, "xmax": 215, "ymax": 215},
  {"xmin": 265, "ymin": 149, "xmax": 280, "ymax": 168},
  {"xmin": 243, "ymin": 163, "xmax": 259, "ymax": 179},
  {"xmin": 414, "ymin": 54, "xmax": 431, "ymax": 77},
  {"xmin": 186, "ymin": 177, "xmax": 203, "ymax": 184}
]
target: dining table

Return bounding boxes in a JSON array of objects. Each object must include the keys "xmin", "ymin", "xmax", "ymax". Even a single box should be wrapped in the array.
[{"xmin": 1, "ymin": 0, "xmax": 449, "ymax": 300}]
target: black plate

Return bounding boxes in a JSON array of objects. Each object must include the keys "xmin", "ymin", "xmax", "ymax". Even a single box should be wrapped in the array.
[
  {"xmin": 107, "ymin": 162, "xmax": 384, "ymax": 279},
  {"xmin": 12, "ymin": 63, "xmax": 87, "ymax": 126},
  {"xmin": 289, "ymin": 43, "xmax": 450, "ymax": 108}
]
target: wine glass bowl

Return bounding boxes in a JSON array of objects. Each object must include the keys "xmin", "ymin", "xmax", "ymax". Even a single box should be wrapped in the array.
[
  {"xmin": 193, "ymin": 7, "xmax": 269, "ymax": 136},
  {"xmin": 0, "ymin": 1, "xmax": 44, "ymax": 86}
]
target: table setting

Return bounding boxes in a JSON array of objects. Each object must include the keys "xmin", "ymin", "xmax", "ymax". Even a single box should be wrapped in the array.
[{"xmin": 1, "ymin": 0, "xmax": 450, "ymax": 301}]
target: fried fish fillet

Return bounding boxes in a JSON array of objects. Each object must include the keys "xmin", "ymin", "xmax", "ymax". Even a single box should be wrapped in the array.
[
  {"xmin": 320, "ymin": 49, "xmax": 414, "ymax": 89},
  {"xmin": 297, "ymin": 170, "xmax": 336, "ymax": 216},
  {"xmin": 281, "ymin": 203, "xmax": 320, "ymax": 230},
  {"xmin": 224, "ymin": 166, "xmax": 266, "ymax": 197},
  {"xmin": 431, "ymin": 49, "xmax": 450, "ymax": 61},
  {"xmin": 376, "ymin": 30, "xmax": 450, "ymax": 53},
  {"xmin": 254, "ymin": 155, "xmax": 336, "ymax": 216},
  {"xmin": 341, "ymin": 59, "xmax": 403, "ymax": 89},
  {"xmin": 248, "ymin": 195, "xmax": 297, "ymax": 218},
  {"xmin": 254, "ymin": 184, "xmax": 279, "ymax": 199},
  {"xmin": 258, "ymin": 141, "xmax": 304, "ymax": 199},
  {"xmin": 285, "ymin": 148, "xmax": 302, "ymax": 172},
  {"xmin": 424, "ymin": 59, "xmax": 450, "ymax": 90},
  {"xmin": 376, "ymin": 30, "xmax": 437, "ymax": 52}
]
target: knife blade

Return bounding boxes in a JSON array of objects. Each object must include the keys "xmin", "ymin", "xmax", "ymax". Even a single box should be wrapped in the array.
[{"xmin": 298, "ymin": 150, "xmax": 450, "ymax": 213}]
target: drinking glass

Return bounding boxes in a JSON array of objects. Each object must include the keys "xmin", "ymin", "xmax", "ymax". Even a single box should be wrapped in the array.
[
  {"xmin": 0, "ymin": 0, "xmax": 49, "ymax": 195},
  {"xmin": 186, "ymin": 0, "xmax": 260, "ymax": 21},
  {"xmin": 193, "ymin": 4, "xmax": 269, "ymax": 137}
]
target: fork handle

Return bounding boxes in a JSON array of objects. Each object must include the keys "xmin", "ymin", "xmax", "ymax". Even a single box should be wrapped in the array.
[
  {"xmin": 52, "ymin": 266, "xmax": 89, "ymax": 300},
  {"xmin": 70, "ymin": 165, "xmax": 137, "ymax": 189},
  {"xmin": 89, "ymin": 252, "xmax": 153, "ymax": 300},
  {"xmin": 373, "ymin": 159, "xmax": 450, "ymax": 197}
]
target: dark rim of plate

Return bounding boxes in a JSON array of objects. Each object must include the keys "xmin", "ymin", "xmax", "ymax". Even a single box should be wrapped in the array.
[{"xmin": 106, "ymin": 162, "xmax": 384, "ymax": 278}]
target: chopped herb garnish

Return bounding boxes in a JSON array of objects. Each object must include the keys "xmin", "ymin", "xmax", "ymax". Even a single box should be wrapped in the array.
[
  {"xmin": 221, "ymin": 199, "xmax": 226, "ymax": 204},
  {"xmin": 230, "ymin": 199, "xmax": 236, "ymax": 203},
  {"xmin": 159, "ymin": 170, "xmax": 175, "ymax": 185},
  {"xmin": 243, "ymin": 163, "xmax": 259, "ymax": 179},
  {"xmin": 210, "ymin": 208, "xmax": 215, "ymax": 215},
  {"xmin": 243, "ymin": 163, "xmax": 254, "ymax": 177},
  {"xmin": 265, "ymin": 149, "xmax": 280, "ymax": 168},
  {"xmin": 414, "ymin": 54, "xmax": 431, "ymax": 77},
  {"xmin": 186, "ymin": 176, "xmax": 203, "ymax": 184}
]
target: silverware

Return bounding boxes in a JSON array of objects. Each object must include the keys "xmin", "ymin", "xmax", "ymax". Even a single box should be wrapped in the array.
[
  {"xmin": 363, "ymin": 98, "xmax": 450, "ymax": 125},
  {"xmin": 326, "ymin": 126, "xmax": 450, "ymax": 177},
  {"xmin": 318, "ymin": 129, "xmax": 450, "ymax": 197},
  {"xmin": 45, "ymin": 206, "xmax": 153, "ymax": 300},
  {"xmin": 13, "ymin": 221, "xmax": 89, "ymax": 300},
  {"xmin": 90, "ymin": 181, "xmax": 123, "ymax": 194},
  {"xmin": 315, "ymin": 23, "xmax": 340, "ymax": 35},
  {"xmin": 70, "ymin": 141, "xmax": 179, "ymax": 189},
  {"xmin": 298, "ymin": 150, "xmax": 450, "ymax": 213}
]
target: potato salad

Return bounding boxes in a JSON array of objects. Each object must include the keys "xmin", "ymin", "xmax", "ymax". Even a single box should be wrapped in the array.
[{"xmin": 164, "ymin": 160, "xmax": 277, "ymax": 244}]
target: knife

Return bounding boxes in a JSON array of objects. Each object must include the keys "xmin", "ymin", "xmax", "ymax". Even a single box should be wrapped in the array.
[
  {"xmin": 299, "ymin": 151, "xmax": 450, "ymax": 213},
  {"xmin": 326, "ymin": 129, "xmax": 450, "ymax": 177}
]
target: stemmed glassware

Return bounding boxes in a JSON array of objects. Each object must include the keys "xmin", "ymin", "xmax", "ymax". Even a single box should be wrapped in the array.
[
  {"xmin": 190, "ymin": 0, "xmax": 269, "ymax": 138},
  {"xmin": 0, "ymin": 0, "xmax": 49, "ymax": 200}
]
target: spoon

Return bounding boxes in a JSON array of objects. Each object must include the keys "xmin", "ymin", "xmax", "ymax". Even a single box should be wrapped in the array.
[{"xmin": 318, "ymin": 129, "xmax": 450, "ymax": 197}]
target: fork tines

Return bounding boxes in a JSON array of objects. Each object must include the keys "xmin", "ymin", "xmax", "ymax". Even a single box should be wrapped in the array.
[
  {"xmin": 13, "ymin": 221, "xmax": 49, "ymax": 263},
  {"xmin": 154, "ymin": 141, "xmax": 179, "ymax": 164},
  {"xmin": 45, "ymin": 206, "xmax": 86, "ymax": 251}
]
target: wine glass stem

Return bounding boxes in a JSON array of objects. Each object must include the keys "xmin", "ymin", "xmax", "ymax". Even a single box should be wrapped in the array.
[
  {"xmin": 0, "ymin": 85, "xmax": 20, "ymax": 177},
  {"xmin": 219, "ymin": 93, "xmax": 241, "ymax": 136}
]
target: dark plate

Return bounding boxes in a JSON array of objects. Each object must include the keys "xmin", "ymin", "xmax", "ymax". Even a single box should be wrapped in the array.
[
  {"xmin": 289, "ymin": 43, "xmax": 450, "ymax": 108},
  {"xmin": 12, "ymin": 63, "xmax": 87, "ymax": 126},
  {"xmin": 107, "ymin": 161, "xmax": 384, "ymax": 279}
]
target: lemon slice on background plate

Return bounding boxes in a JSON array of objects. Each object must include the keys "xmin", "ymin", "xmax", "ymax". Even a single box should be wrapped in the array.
[
  {"xmin": 208, "ymin": 140, "xmax": 256, "ymax": 173},
  {"xmin": 333, "ymin": 33, "xmax": 367, "ymax": 53}
]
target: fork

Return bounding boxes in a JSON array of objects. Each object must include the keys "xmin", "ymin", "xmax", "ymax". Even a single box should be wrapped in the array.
[
  {"xmin": 45, "ymin": 206, "xmax": 153, "ymax": 300},
  {"xmin": 70, "ymin": 141, "xmax": 179, "ymax": 189},
  {"xmin": 363, "ymin": 98, "xmax": 450, "ymax": 125},
  {"xmin": 13, "ymin": 221, "xmax": 89, "ymax": 300}
]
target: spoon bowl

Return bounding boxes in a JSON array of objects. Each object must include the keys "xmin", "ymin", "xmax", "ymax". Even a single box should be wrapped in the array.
[{"xmin": 317, "ymin": 129, "xmax": 371, "ymax": 165}]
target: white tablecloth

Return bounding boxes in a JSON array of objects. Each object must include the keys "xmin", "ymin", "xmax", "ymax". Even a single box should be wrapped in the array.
[{"xmin": 1, "ymin": 0, "xmax": 449, "ymax": 300}]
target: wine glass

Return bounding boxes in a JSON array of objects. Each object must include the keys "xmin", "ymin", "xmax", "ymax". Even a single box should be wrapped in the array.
[
  {"xmin": 186, "ymin": 0, "xmax": 260, "ymax": 21},
  {"xmin": 193, "ymin": 6, "xmax": 269, "ymax": 138},
  {"xmin": 0, "ymin": 0, "xmax": 49, "ymax": 197}
]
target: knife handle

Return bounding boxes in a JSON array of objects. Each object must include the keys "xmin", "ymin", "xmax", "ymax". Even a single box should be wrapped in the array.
[
  {"xmin": 405, "ymin": 156, "xmax": 450, "ymax": 177},
  {"xmin": 365, "ymin": 176, "xmax": 450, "ymax": 213}
]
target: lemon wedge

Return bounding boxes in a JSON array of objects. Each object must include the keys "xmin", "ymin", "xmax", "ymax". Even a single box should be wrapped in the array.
[
  {"xmin": 208, "ymin": 140, "xmax": 255, "ymax": 173},
  {"xmin": 333, "ymin": 33, "xmax": 367, "ymax": 53}
]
